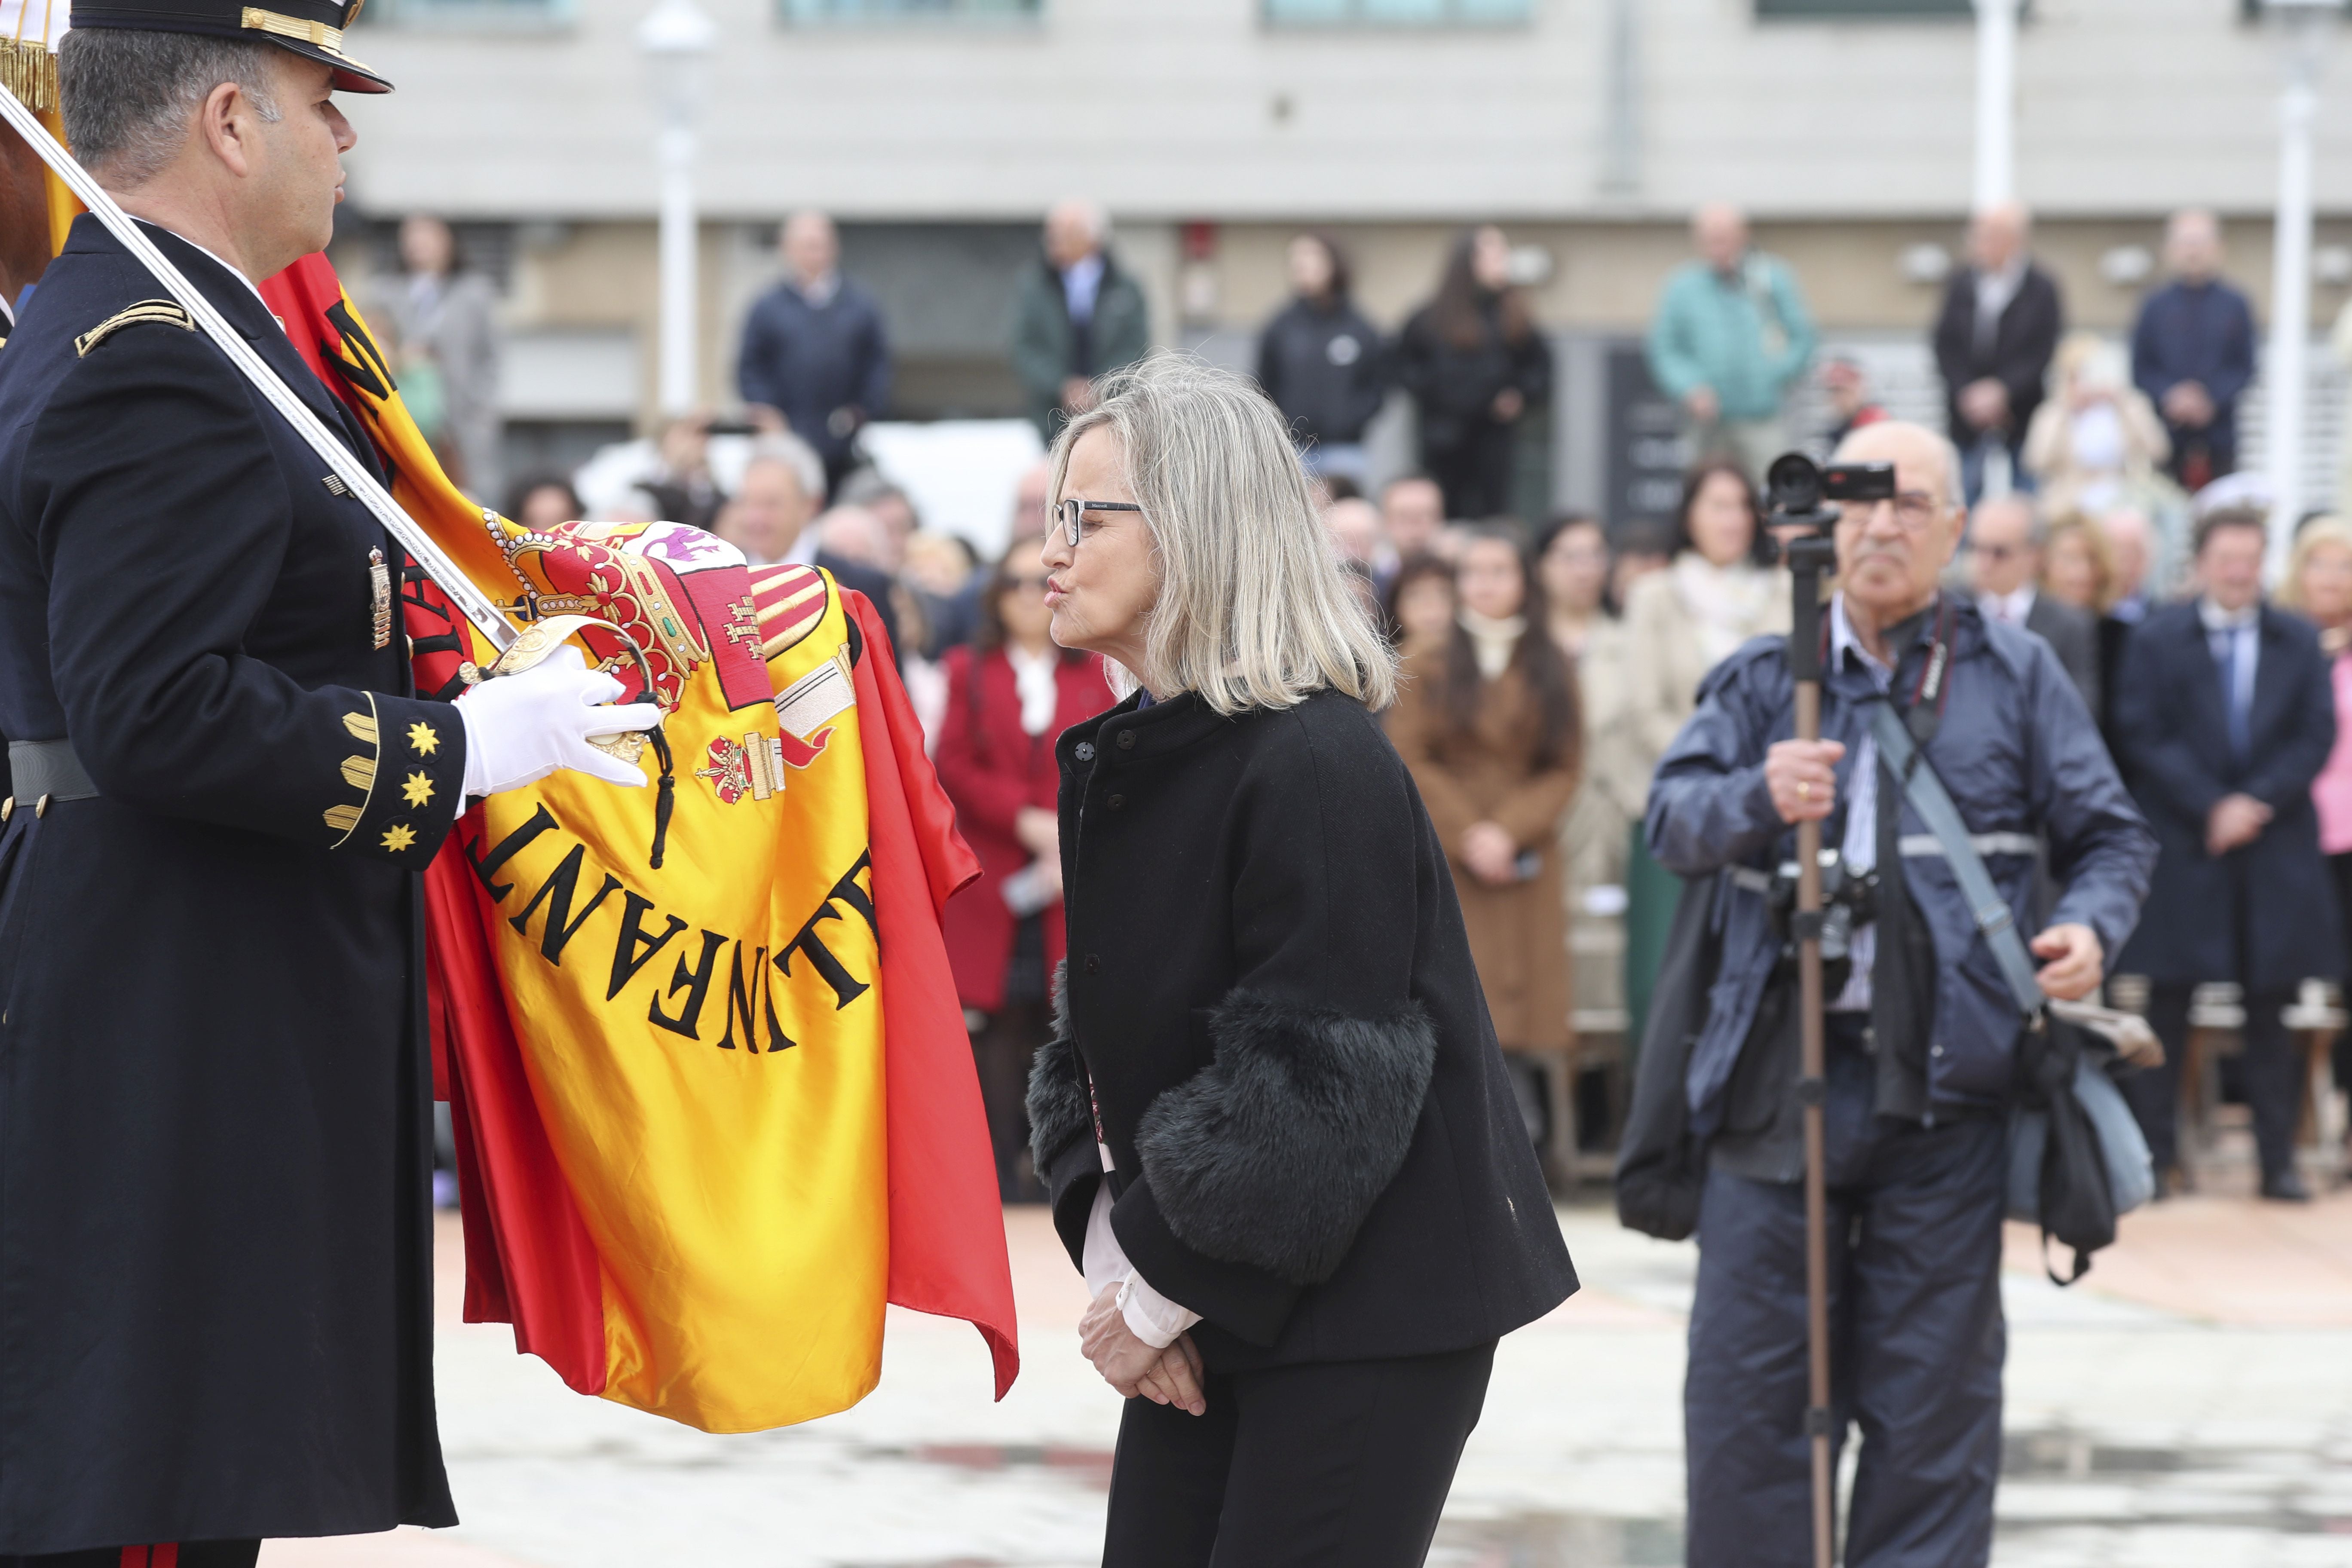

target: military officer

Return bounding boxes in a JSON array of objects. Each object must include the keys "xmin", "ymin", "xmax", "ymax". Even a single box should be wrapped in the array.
[{"xmin": 0, "ymin": 9, "xmax": 656, "ymax": 1562}]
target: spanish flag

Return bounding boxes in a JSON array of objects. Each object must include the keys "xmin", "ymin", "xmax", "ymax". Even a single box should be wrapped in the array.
[{"xmin": 249, "ymin": 252, "xmax": 1020, "ymax": 1428}]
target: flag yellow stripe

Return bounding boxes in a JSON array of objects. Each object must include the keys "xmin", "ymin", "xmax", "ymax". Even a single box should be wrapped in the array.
[{"xmin": 757, "ymin": 582, "xmax": 827, "ymax": 624}]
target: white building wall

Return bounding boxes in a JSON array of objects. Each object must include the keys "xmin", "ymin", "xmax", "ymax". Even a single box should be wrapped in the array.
[{"xmin": 343, "ymin": 0, "xmax": 2352, "ymax": 226}]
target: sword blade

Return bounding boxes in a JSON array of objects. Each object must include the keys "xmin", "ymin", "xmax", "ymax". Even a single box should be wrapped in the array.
[{"xmin": 0, "ymin": 83, "xmax": 518, "ymax": 652}]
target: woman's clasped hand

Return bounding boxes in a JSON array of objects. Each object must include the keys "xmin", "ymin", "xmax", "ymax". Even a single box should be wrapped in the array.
[{"xmin": 1079, "ymin": 1286, "xmax": 1207, "ymax": 1416}]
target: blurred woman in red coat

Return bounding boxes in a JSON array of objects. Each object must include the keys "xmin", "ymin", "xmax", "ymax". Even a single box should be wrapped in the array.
[{"xmin": 937, "ymin": 534, "xmax": 1117, "ymax": 1199}]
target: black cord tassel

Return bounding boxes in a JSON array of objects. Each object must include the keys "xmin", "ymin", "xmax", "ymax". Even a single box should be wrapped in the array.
[{"xmin": 647, "ymin": 728, "xmax": 677, "ymax": 870}]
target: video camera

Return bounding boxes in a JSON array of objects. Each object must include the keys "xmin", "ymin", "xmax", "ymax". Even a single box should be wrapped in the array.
[{"xmin": 1759, "ymin": 453, "xmax": 1897, "ymax": 569}]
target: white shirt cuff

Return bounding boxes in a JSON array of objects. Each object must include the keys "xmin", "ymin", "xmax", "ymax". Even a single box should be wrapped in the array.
[
  {"xmin": 1117, "ymin": 1274, "xmax": 1201, "ymax": 1349},
  {"xmin": 1080, "ymin": 1144, "xmax": 1203, "ymax": 1351}
]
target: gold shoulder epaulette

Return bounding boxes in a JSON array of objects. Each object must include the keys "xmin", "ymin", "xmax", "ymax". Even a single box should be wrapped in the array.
[{"xmin": 74, "ymin": 300, "xmax": 196, "ymax": 359}]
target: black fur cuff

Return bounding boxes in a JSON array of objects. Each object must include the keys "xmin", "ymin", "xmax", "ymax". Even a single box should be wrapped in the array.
[
  {"xmin": 1134, "ymin": 991, "xmax": 1437, "ymax": 1286},
  {"xmin": 1026, "ymin": 961, "xmax": 1092, "ymax": 1175}
]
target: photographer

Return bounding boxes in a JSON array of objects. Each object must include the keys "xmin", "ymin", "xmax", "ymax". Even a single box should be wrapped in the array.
[{"xmin": 1645, "ymin": 421, "xmax": 2154, "ymax": 1568}]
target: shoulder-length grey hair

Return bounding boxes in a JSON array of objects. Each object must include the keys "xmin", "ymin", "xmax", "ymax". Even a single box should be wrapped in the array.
[{"xmin": 1049, "ymin": 354, "xmax": 1398, "ymax": 714}]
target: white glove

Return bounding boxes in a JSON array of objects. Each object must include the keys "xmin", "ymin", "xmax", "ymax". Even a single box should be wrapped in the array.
[{"xmin": 456, "ymin": 645, "xmax": 662, "ymax": 798}]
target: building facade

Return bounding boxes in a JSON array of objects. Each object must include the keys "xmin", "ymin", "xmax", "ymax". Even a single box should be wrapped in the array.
[{"xmin": 331, "ymin": 0, "xmax": 2352, "ymax": 514}]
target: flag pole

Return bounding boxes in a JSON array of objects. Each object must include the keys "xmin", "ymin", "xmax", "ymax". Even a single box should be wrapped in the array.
[{"xmin": 0, "ymin": 81, "xmax": 518, "ymax": 653}]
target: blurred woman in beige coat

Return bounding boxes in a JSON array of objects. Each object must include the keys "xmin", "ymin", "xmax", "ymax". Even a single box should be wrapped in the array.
[
  {"xmin": 1538, "ymin": 514, "xmax": 1640, "ymax": 1048},
  {"xmin": 1619, "ymin": 460, "xmax": 1789, "ymax": 1047}
]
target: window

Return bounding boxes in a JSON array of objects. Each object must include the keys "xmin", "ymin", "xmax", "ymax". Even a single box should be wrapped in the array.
[
  {"xmin": 356, "ymin": 0, "xmax": 572, "ymax": 30},
  {"xmin": 1264, "ymin": 0, "xmax": 1529, "ymax": 26},
  {"xmin": 1755, "ymin": 0, "xmax": 1970, "ymax": 15},
  {"xmin": 2239, "ymin": 0, "xmax": 2352, "ymax": 18},
  {"xmin": 778, "ymin": 0, "xmax": 1039, "ymax": 21}
]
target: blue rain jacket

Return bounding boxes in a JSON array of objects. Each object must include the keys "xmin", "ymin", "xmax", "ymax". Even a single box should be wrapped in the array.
[{"xmin": 1645, "ymin": 596, "xmax": 2156, "ymax": 1130}]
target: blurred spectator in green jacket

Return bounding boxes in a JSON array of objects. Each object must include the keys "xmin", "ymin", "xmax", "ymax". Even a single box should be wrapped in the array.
[{"xmin": 1644, "ymin": 202, "xmax": 1817, "ymax": 483}]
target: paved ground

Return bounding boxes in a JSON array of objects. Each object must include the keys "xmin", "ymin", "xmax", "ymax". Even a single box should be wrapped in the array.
[{"xmin": 260, "ymin": 1180, "xmax": 2352, "ymax": 1568}]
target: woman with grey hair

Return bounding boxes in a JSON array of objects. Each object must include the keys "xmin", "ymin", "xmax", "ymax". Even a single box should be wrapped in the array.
[{"xmin": 1025, "ymin": 355, "xmax": 1575, "ymax": 1564}]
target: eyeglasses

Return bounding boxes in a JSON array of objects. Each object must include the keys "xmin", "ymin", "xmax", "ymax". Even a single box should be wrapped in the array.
[
  {"xmin": 1055, "ymin": 497, "xmax": 1142, "ymax": 548},
  {"xmin": 1974, "ymin": 542, "xmax": 2023, "ymax": 563},
  {"xmin": 1840, "ymin": 493, "xmax": 1948, "ymax": 533}
]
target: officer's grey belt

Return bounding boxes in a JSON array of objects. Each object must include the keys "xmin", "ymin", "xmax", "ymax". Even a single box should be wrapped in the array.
[{"xmin": 5, "ymin": 739, "xmax": 99, "ymax": 815}]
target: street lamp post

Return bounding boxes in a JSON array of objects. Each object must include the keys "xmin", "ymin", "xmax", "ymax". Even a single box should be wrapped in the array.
[
  {"xmin": 2265, "ymin": 0, "xmax": 2336, "ymax": 565},
  {"xmin": 1972, "ymin": 0, "xmax": 2022, "ymax": 211},
  {"xmin": 638, "ymin": 0, "xmax": 716, "ymax": 420}
]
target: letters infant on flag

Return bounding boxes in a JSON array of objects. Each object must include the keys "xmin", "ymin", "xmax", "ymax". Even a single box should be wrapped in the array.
[{"xmin": 461, "ymin": 528, "xmax": 892, "ymax": 1431}]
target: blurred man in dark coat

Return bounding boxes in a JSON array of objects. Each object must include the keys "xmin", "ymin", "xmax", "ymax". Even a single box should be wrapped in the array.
[
  {"xmin": 1009, "ymin": 199, "xmax": 1150, "ymax": 444},
  {"xmin": 1934, "ymin": 202, "xmax": 2063, "ymax": 505},
  {"xmin": 2131, "ymin": 210, "xmax": 2255, "ymax": 493},
  {"xmin": 737, "ymin": 209, "xmax": 892, "ymax": 497},
  {"xmin": 2114, "ymin": 506, "xmax": 2343, "ymax": 1201}
]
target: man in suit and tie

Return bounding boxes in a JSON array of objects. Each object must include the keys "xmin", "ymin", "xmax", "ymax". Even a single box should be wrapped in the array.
[
  {"xmin": 2113, "ymin": 506, "xmax": 2343, "ymax": 1201},
  {"xmin": 1934, "ymin": 202, "xmax": 2064, "ymax": 504},
  {"xmin": 1970, "ymin": 494, "xmax": 2100, "ymax": 715}
]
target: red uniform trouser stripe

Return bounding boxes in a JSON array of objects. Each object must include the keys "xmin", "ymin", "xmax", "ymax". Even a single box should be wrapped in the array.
[{"xmin": 118, "ymin": 1547, "xmax": 178, "ymax": 1568}]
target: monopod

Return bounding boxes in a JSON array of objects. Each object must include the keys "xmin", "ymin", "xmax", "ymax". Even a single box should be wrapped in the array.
[{"xmin": 1761, "ymin": 451, "xmax": 1894, "ymax": 1568}]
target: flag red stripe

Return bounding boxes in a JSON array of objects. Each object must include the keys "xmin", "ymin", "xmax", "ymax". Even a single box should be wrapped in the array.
[
  {"xmin": 843, "ymin": 590, "xmax": 1018, "ymax": 1397},
  {"xmin": 425, "ymin": 842, "xmax": 609, "ymax": 1393}
]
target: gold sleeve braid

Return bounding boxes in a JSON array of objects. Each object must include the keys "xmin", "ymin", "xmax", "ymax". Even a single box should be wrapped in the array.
[{"xmin": 324, "ymin": 698, "xmax": 381, "ymax": 841}]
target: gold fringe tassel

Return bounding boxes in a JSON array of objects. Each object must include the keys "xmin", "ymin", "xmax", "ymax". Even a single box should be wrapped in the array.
[{"xmin": 0, "ymin": 38, "xmax": 59, "ymax": 113}]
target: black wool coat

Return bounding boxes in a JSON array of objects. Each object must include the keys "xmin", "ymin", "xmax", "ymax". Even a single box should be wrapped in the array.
[
  {"xmin": 2113, "ymin": 599, "xmax": 2344, "ymax": 994},
  {"xmin": 1026, "ymin": 686, "xmax": 1576, "ymax": 1371},
  {"xmin": 1395, "ymin": 299, "xmax": 1553, "ymax": 458},
  {"xmin": 1254, "ymin": 296, "xmax": 1392, "ymax": 449},
  {"xmin": 0, "ymin": 218, "xmax": 468, "ymax": 1551}
]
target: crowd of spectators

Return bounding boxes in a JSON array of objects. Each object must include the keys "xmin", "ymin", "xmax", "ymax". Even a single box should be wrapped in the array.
[{"xmin": 479, "ymin": 193, "xmax": 2347, "ymax": 1198}]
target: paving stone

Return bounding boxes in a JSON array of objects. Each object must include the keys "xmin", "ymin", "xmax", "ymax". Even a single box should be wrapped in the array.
[{"xmin": 262, "ymin": 1194, "xmax": 2352, "ymax": 1568}]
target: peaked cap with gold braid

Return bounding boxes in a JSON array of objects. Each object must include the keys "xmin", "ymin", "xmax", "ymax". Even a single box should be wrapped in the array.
[{"xmin": 69, "ymin": 0, "xmax": 389, "ymax": 92}]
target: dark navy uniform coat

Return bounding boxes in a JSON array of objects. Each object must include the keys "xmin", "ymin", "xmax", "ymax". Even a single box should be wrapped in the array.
[{"xmin": 0, "ymin": 217, "xmax": 467, "ymax": 1553}]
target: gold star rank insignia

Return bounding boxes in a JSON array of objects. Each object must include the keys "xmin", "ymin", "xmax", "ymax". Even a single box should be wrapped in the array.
[
  {"xmin": 381, "ymin": 824, "xmax": 419, "ymax": 854},
  {"xmin": 408, "ymin": 722, "xmax": 440, "ymax": 756},
  {"xmin": 402, "ymin": 771, "xmax": 435, "ymax": 808}
]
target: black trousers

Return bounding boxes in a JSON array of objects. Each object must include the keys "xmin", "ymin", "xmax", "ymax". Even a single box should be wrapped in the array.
[
  {"xmin": 1102, "ymin": 1341, "xmax": 1496, "ymax": 1568},
  {"xmin": 1686, "ymin": 1045, "xmax": 2008, "ymax": 1568},
  {"xmin": 2131, "ymin": 983, "xmax": 2304, "ymax": 1180},
  {"xmin": 1, "ymin": 1545, "xmax": 259, "ymax": 1568}
]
